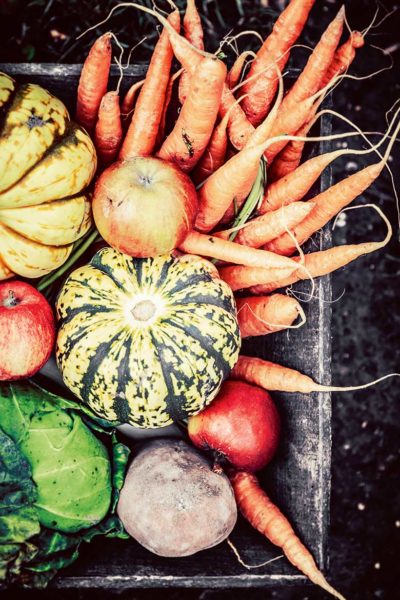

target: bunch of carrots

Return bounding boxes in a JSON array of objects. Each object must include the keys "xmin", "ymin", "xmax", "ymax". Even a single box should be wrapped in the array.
[{"xmin": 70, "ymin": 1, "xmax": 398, "ymax": 598}]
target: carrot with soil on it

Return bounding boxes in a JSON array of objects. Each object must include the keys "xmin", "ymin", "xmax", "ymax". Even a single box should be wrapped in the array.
[
  {"xmin": 228, "ymin": 470, "xmax": 345, "ymax": 598},
  {"xmin": 178, "ymin": 231, "xmax": 297, "ymax": 270},
  {"xmin": 157, "ymin": 57, "xmax": 227, "ymax": 172},
  {"xmin": 241, "ymin": 0, "xmax": 316, "ymax": 126},
  {"xmin": 76, "ymin": 32, "xmax": 112, "ymax": 134},
  {"xmin": 215, "ymin": 202, "xmax": 314, "ymax": 248},
  {"xmin": 119, "ymin": 9, "xmax": 180, "ymax": 159},
  {"xmin": 94, "ymin": 91, "xmax": 123, "ymax": 167},
  {"xmin": 236, "ymin": 294, "xmax": 305, "ymax": 337},
  {"xmin": 179, "ymin": 0, "xmax": 204, "ymax": 103}
]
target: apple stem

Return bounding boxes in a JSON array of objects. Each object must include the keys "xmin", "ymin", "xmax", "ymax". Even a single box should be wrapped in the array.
[
  {"xmin": 212, "ymin": 453, "xmax": 224, "ymax": 474},
  {"xmin": 4, "ymin": 290, "xmax": 19, "ymax": 307}
]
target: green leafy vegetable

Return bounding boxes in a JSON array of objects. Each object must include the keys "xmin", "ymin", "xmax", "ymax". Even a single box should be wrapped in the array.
[
  {"xmin": 0, "ymin": 381, "xmax": 130, "ymax": 588},
  {"xmin": 0, "ymin": 429, "xmax": 40, "ymax": 581}
]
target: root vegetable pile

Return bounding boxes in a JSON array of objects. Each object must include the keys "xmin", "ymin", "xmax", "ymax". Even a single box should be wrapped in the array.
[{"xmin": 0, "ymin": 0, "xmax": 398, "ymax": 595}]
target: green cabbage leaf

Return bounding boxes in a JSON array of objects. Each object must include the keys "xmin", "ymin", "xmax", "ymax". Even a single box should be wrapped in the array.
[{"xmin": 0, "ymin": 380, "xmax": 130, "ymax": 589}]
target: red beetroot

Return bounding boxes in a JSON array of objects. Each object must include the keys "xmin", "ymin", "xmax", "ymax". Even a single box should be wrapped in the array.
[
  {"xmin": 0, "ymin": 281, "xmax": 55, "ymax": 380},
  {"xmin": 188, "ymin": 380, "xmax": 280, "ymax": 472}
]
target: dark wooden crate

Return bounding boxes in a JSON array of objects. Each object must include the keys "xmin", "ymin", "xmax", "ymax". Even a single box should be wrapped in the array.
[{"xmin": 0, "ymin": 63, "xmax": 332, "ymax": 590}]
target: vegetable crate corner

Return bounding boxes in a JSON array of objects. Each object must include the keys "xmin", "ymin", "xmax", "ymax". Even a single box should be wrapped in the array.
[{"xmin": 0, "ymin": 62, "xmax": 332, "ymax": 591}]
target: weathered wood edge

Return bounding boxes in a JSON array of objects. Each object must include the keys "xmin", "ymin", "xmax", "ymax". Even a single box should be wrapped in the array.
[
  {"xmin": 0, "ymin": 62, "xmax": 148, "ymax": 78},
  {"xmin": 316, "ymin": 100, "xmax": 333, "ymax": 571},
  {"xmin": 51, "ymin": 573, "xmax": 308, "ymax": 589}
]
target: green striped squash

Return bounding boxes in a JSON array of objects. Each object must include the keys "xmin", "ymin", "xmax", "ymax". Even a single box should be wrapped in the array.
[{"xmin": 56, "ymin": 248, "xmax": 241, "ymax": 428}]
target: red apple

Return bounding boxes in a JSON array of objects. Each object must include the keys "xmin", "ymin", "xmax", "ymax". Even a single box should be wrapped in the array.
[
  {"xmin": 0, "ymin": 281, "xmax": 55, "ymax": 381},
  {"xmin": 188, "ymin": 380, "xmax": 280, "ymax": 472},
  {"xmin": 92, "ymin": 157, "xmax": 198, "ymax": 257}
]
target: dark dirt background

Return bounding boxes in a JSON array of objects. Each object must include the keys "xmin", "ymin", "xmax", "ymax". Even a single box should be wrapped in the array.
[{"xmin": 0, "ymin": 1, "xmax": 399, "ymax": 598}]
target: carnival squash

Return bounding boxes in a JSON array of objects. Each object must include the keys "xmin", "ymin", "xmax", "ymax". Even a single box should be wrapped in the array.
[
  {"xmin": 55, "ymin": 248, "xmax": 241, "ymax": 428},
  {"xmin": 0, "ymin": 72, "xmax": 96, "ymax": 280}
]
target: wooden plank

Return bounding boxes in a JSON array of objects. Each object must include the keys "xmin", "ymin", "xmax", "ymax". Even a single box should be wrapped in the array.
[{"xmin": 0, "ymin": 63, "xmax": 332, "ymax": 589}]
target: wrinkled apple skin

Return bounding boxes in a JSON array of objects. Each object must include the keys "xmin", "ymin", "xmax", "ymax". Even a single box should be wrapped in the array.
[{"xmin": 92, "ymin": 157, "xmax": 198, "ymax": 257}]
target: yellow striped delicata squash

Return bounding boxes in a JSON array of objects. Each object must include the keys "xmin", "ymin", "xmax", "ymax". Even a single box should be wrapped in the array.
[
  {"xmin": 56, "ymin": 248, "xmax": 241, "ymax": 428},
  {"xmin": 0, "ymin": 72, "xmax": 97, "ymax": 280}
]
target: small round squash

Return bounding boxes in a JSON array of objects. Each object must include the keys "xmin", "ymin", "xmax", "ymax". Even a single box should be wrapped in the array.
[
  {"xmin": 117, "ymin": 438, "xmax": 237, "ymax": 557},
  {"xmin": 0, "ymin": 72, "xmax": 96, "ymax": 280},
  {"xmin": 56, "ymin": 248, "xmax": 241, "ymax": 428}
]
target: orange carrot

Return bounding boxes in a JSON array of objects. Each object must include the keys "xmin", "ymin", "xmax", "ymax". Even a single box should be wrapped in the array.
[
  {"xmin": 94, "ymin": 91, "xmax": 123, "ymax": 167},
  {"xmin": 259, "ymin": 147, "xmax": 359, "ymax": 214},
  {"xmin": 320, "ymin": 30, "xmax": 365, "ymax": 88},
  {"xmin": 157, "ymin": 57, "xmax": 227, "ymax": 172},
  {"xmin": 282, "ymin": 7, "xmax": 345, "ymax": 109},
  {"xmin": 231, "ymin": 354, "xmax": 399, "ymax": 394},
  {"xmin": 264, "ymin": 94, "xmax": 317, "ymax": 164},
  {"xmin": 183, "ymin": 0, "xmax": 204, "ymax": 49},
  {"xmin": 179, "ymin": 0, "xmax": 205, "ymax": 104},
  {"xmin": 76, "ymin": 32, "xmax": 112, "ymax": 134},
  {"xmin": 264, "ymin": 161, "xmax": 384, "ymax": 256},
  {"xmin": 231, "ymin": 355, "xmax": 323, "ymax": 392},
  {"xmin": 227, "ymin": 51, "xmax": 254, "ymax": 89},
  {"xmin": 215, "ymin": 202, "xmax": 314, "ymax": 247},
  {"xmin": 241, "ymin": 0, "xmax": 316, "ymax": 126},
  {"xmin": 219, "ymin": 83, "xmax": 255, "ymax": 150},
  {"xmin": 120, "ymin": 79, "xmax": 144, "ymax": 126},
  {"xmin": 157, "ymin": 68, "xmax": 183, "ymax": 148},
  {"xmin": 250, "ymin": 234, "xmax": 391, "ymax": 294},
  {"xmin": 179, "ymin": 231, "xmax": 297, "ymax": 270},
  {"xmin": 267, "ymin": 110, "xmax": 317, "ymax": 182},
  {"xmin": 192, "ymin": 110, "xmax": 230, "ymax": 184},
  {"xmin": 218, "ymin": 264, "xmax": 297, "ymax": 292},
  {"xmin": 119, "ymin": 10, "xmax": 180, "ymax": 159},
  {"xmin": 195, "ymin": 142, "xmax": 263, "ymax": 232},
  {"xmin": 236, "ymin": 294, "xmax": 303, "ymax": 337},
  {"xmin": 228, "ymin": 470, "xmax": 345, "ymax": 598}
]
